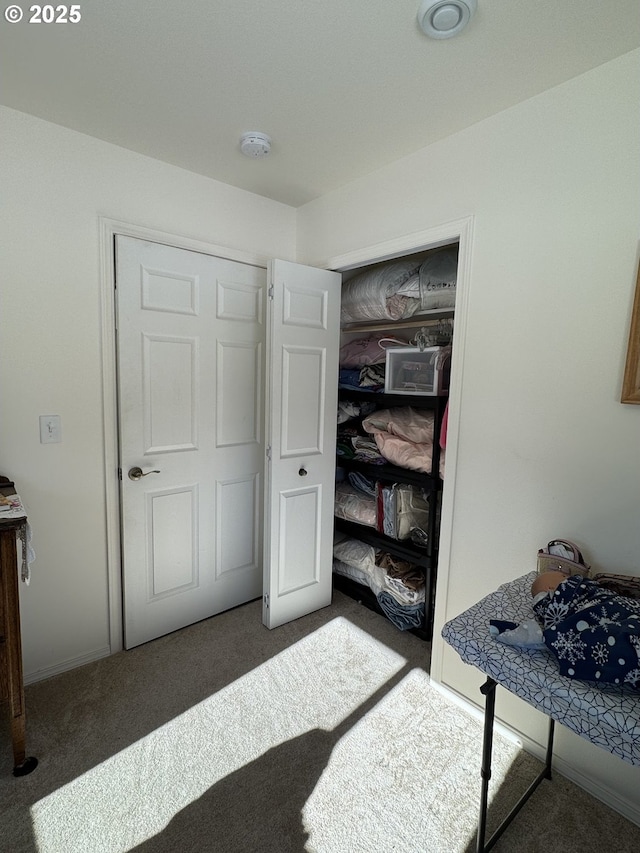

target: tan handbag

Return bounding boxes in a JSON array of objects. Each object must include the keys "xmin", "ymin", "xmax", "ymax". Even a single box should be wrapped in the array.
[{"xmin": 536, "ymin": 539, "xmax": 590, "ymax": 578}]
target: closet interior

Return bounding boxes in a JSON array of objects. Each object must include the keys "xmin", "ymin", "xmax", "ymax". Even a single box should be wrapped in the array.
[{"xmin": 333, "ymin": 242, "xmax": 458, "ymax": 640}]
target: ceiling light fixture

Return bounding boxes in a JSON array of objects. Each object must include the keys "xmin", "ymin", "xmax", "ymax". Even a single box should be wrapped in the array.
[
  {"xmin": 239, "ymin": 132, "xmax": 272, "ymax": 159},
  {"xmin": 417, "ymin": 0, "xmax": 477, "ymax": 39}
]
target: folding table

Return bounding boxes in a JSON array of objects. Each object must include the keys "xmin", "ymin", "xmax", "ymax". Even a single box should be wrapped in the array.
[{"xmin": 442, "ymin": 572, "xmax": 640, "ymax": 852}]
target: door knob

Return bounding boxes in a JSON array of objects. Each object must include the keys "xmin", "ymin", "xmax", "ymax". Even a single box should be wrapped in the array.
[
  {"xmin": 298, "ymin": 467, "xmax": 308, "ymax": 477},
  {"xmin": 128, "ymin": 466, "xmax": 161, "ymax": 481}
]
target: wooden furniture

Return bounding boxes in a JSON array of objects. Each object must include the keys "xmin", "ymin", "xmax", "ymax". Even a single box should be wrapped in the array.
[
  {"xmin": 442, "ymin": 573, "xmax": 640, "ymax": 852},
  {"xmin": 0, "ymin": 475, "xmax": 37, "ymax": 776}
]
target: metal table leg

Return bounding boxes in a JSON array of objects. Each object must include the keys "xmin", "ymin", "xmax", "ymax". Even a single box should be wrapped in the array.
[{"xmin": 476, "ymin": 677, "xmax": 555, "ymax": 853}]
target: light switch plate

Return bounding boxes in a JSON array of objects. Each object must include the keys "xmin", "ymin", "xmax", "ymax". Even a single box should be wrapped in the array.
[{"xmin": 40, "ymin": 415, "xmax": 61, "ymax": 444}]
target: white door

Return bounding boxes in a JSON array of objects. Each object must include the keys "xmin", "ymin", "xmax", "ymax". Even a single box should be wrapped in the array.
[
  {"xmin": 116, "ymin": 236, "xmax": 266, "ymax": 648},
  {"xmin": 263, "ymin": 259, "xmax": 341, "ymax": 628}
]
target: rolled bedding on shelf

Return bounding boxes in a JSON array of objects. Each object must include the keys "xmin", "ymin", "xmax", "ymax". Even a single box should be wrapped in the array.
[
  {"xmin": 333, "ymin": 558, "xmax": 372, "ymax": 588},
  {"xmin": 333, "ymin": 534, "xmax": 425, "ymax": 605},
  {"xmin": 333, "ymin": 533, "xmax": 425, "ymax": 631},
  {"xmin": 418, "ymin": 247, "xmax": 458, "ymax": 310},
  {"xmin": 340, "ymin": 259, "xmax": 422, "ymax": 324},
  {"xmin": 339, "ymin": 247, "xmax": 457, "ymax": 324}
]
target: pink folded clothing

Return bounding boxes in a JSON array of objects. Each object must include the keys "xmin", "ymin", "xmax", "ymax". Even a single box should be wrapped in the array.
[
  {"xmin": 373, "ymin": 433, "xmax": 433, "ymax": 474},
  {"xmin": 362, "ymin": 407, "xmax": 435, "ymax": 444}
]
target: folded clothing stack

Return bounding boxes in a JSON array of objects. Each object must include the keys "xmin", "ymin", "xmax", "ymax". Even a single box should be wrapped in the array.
[{"xmin": 332, "ymin": 533, "xmax": 425, "ymax": 631}]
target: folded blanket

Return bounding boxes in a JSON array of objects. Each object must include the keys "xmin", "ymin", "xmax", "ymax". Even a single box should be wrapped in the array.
[
  {"xmin": 363, "ymin": 407, "xmax": 436, "ymax": 475},
  {"xmin": 373, "ymin": 433, "xmax": 433, "ymax": 474},
  {"xmin": 340, "ymin": 260, "xmax": 422, "ymax": 324},
  {"xmin": 351, "ymin": 436, "xmax": 386, "ymax": 465},
  {"xmin": 332, "ymin": 558, "xmax": 372, "ymax": 588},
  {"xmin": 362, "ymin": 407, "xmax": 435, "ymax": 444},
  {"xmin": 333, "ymin": 535, "xmax": 425, "ymax": 607},
  {"xmin": 377, "ymin": 591, "xmax": 424, "ymax": 631}
]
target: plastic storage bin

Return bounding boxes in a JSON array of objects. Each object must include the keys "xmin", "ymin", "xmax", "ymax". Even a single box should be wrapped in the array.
[{"xmin": 384, "ymin": 346, "xmax": 450, "ymax": 396}]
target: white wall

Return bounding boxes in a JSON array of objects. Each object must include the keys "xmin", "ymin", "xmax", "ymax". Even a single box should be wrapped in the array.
[
  {"xmin": 2, "ymin": 46, "xmax": 639, "ymax": 821},
  {"xmin": 297, "ymin": 50, "xmax": 640, "ymax": 821},
  {"xmin": 0, "ymin": 107, "xmax": 296, "ymax": 681}
]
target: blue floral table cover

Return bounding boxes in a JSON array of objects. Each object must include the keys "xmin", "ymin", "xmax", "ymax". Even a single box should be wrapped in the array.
[{"xmin": 441, "ymin": 572, "xmax": 640, "ymax": 765}]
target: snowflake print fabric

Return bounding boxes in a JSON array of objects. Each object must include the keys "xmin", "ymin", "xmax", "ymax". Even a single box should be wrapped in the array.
[
  {"xmin": 442, "ymin": 573, "xmax": 640, "ymax": 765},
  {"xmin": 549, "ymin": 629, "xmax": 587, "ymax": 666},
  {"xmin": 533, "ymin": 576, "xmax": 640, "ymax": 687}
]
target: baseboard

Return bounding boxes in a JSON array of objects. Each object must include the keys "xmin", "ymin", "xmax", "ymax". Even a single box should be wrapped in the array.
[
  {"xmin": 429, "ymin": 679, "xmax": 524, "ymax": 747},
  {"xmin": 431, "ymin": 679, "xmax": 640, "ymax": 829},
  {"xmin": 24, "ymin": 645, "xmax": 112, "ymax": 685},
  {"xmin": 517, "ymin": 727, "xmax": 640, "ymax": 828}
]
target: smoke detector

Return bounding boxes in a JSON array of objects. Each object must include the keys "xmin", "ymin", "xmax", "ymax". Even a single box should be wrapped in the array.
[
  {"xmin": 417, "ymin": 0, "xmax": 477, "ymax": 39},
  {"xmin": 240, "ymin": 132, "xmax": 271, "ymax": 159}
]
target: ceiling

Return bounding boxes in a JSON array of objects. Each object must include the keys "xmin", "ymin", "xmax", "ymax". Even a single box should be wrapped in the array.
[{"xmin": 2, "ymin": 1, "xmax": 639, "ymax": 207}]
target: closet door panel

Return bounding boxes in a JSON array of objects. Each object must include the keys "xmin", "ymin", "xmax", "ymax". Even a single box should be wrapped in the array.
[
  {"xmin": 281, "ymin": 345, "xmax": 325, "ymax": 456},
  {"xmin": 117, "ymin": 236, "xmax": 266, "ymax": 649},
  {"xmin": 263, "ymin": 259, "xmax": 341, "ymax": 629}
]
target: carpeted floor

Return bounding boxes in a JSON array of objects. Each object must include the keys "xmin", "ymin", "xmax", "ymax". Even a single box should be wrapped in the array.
[{"xmin": 1, "ymin": 591, "xmax": 639, "ymax": 852}]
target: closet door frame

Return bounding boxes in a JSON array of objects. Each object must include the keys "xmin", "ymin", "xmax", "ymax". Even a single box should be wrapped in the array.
[
  {"xmin": 319, "ymin": 215, "xmax": 474, "ymax": 683},
  {"xmin": 99, "ymin": 217, "xmax": 271, "ymax": 655},
  {"xmin": 100, "ymin": 215, "xmax": 473, "ymax": 657}
]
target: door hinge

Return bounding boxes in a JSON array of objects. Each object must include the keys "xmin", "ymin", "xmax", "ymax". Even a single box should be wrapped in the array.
[
  {"xmin": 268, "ymin": 284, "xmax": 274, "ymax": 300},
  {"xmin": 266, "ymin": 445, "xmax": 272, "ymax": 460},
  {"xmin": 263, "ymin": 593, "xmax": 270, "ymax": 608}
]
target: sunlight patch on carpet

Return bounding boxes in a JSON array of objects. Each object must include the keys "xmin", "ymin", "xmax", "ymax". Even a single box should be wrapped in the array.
[
  {"xmin": 302, "ymin": 668, "xmax": 522, "ymax": 853},
  {"xmin": 30, "ymin": 618, "xmax": 406, "ymax": 853}
]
